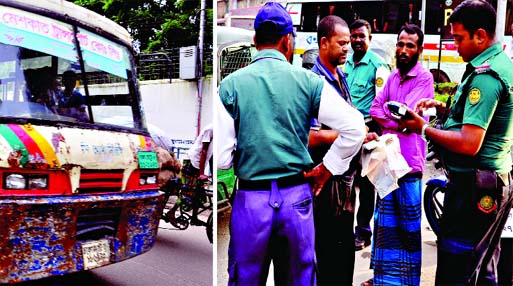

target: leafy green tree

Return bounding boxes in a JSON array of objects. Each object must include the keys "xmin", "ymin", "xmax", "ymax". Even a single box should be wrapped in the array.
[{"xmin": 71, "ymin": 0, "xmax": 213, "ymax": 54}]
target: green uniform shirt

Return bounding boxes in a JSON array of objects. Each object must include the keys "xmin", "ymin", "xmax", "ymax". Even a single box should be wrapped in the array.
[
  {"xmin": 345, "ymin": 50, "xmax": 389, "ymax": 118},
  {"xmin": 443, "ymin": 43, "xmax": 513, "ymax": 174},
  {"xmin": 218, "ymin": 49, "xmax": 324, "ymax": 180}
]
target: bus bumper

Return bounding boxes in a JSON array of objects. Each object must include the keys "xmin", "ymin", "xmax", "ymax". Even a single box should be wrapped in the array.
[{"xmin": 0, "ymin": 190, "xmax": 165, "ymax": 283}]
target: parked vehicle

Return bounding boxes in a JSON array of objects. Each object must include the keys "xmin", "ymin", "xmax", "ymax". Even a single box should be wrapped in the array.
[
  {"xmin": 217, "ymin": 26, "xmax": 256, "ymax": 84},
  {"xmin": 0, "ymin": 0, "xmax": 164, "ymax": 283},
  {"xmin": 284, "ymin": 0, "xmax": 511, "ymax": 83}
]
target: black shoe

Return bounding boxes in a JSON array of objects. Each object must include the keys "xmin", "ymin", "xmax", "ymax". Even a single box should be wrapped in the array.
[{"xmin": 355, "ymin": 236, "xmax": 371, "ymax": 251}]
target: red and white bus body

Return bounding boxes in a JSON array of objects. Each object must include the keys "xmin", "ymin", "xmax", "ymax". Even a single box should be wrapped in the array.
[{"xmin": 0, "ymin": 0, "xmax": 164, "ymax": 282}]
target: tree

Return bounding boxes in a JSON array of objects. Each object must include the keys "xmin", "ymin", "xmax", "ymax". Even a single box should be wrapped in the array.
[{"xmin": 71, "ymin": 0, "xmax": 213, "ymax": 54}]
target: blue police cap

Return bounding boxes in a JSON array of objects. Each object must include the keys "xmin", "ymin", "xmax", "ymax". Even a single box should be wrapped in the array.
[{"xmin": 254, "ymin": 2, "xmax": 295, "ymax": 36}]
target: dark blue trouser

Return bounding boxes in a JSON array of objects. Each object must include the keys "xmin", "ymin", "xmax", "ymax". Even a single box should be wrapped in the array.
[
  {"xmin": 314, "ymin": 175, "xmax": 355, "ymax": 285},
  {"xmin": 228, "ymin": 181, "xmax": 316, "ymax": 286},
  {"xmin": 498, "ymin": 238, "xmax": 513, "ymax": 286},
  {"xmin": 436, "ymin": 173, "xmax": 512, "ymax": 286},
  {"xmin": 355, "ymin": 174, "xmax": 375, "ymax": 239},
  {"xmin": 355, "ymin": 119, "xmax": 380, "ymax": 240}
]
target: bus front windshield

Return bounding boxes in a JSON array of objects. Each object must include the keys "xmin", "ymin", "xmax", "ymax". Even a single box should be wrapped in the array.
[{"xmin": 0, "ymin": 6, "xmax": 140, "ymax": 129}]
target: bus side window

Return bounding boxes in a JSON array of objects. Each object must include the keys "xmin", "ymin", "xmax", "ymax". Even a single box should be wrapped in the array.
[{"xmin": 301, "ymin": 3, "xmax": 319, "ymax": 32}]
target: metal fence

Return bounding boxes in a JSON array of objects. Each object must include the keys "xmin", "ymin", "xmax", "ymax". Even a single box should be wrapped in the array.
[
  {"xmin": 136, "ymin": 46, "xmax": 213, "ymax": 81},
  {"xmin": 76, "ymin": 46, "xmax": 211, "ymax": 85},
  {"xmin": 218, "ymin": 45, "xmax": 253, "ymax": 81}
]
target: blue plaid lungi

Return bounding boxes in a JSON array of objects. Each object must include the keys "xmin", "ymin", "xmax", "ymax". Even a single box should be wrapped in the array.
[{"xmin": 371, "ymin": 176, "xmax": 422, "ymax": 286}]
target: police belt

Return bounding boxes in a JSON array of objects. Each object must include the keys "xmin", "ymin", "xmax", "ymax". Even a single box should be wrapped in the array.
[
  {"xmin": 238, "ymin": 173, "xmax": 307, "ymax": 190},
  {"xmin": 446, "ymin": 170, "xmax": 510, "ymax": 187}
]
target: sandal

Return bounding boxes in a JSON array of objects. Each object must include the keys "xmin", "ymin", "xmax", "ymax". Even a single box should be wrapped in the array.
[{"xmin": 360, "ymin": 278, "xmax": 373, "ymax": 286}]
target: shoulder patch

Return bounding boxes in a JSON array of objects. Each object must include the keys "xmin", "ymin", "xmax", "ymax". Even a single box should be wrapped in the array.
[
  {"xmin": 376, "ymin": 77, "xmax": 384, "ymax": 87},
  {"xmin": 478, "ymin": 195, "xmax": 497, "ymax": 214},
  {"xmin": 468, "ymin": 88, "xmax": 481, "ymax": 104}
]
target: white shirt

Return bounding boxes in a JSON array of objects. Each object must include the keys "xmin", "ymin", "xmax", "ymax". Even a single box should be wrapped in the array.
[
  {"xmin": 216, "ymin": 78, "xmax": 366, "ymax": 176},
  {"xmin": 188, "ymin": 123, "xmax": 213, "ymax": 175}
]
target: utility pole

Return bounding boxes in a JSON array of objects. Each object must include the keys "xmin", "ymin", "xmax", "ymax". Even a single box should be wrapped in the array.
[
  {"xmin": 196, "ymin": 0, "xmax": 206, "ymax": 136},
  {"xmin": 496, "ymin": 0, "xmax": 506, "ymax": 43}
]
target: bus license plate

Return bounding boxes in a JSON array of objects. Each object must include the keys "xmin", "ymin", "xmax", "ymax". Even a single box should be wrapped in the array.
[{"xmin": 81, "ymin": 239, "xmax": 111, "ymax": 270}]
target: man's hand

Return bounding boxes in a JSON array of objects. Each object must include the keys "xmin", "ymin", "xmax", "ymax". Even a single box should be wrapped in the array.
[
  {"xmin": 364, "ymin": 132, "xmax": 379, "ymax": 143},
  {"xmin": 414, "ymin": 98, "xmax": 446, "ymax": 116},
  {"xmin": 402, "ymin": 109, "xmax": 427, "ymax": 134},
  {"xmin": 303, "ymin": 163, "xmax": 332, "ymax": 196}
]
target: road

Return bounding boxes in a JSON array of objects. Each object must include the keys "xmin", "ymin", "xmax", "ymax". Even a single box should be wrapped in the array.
[
  {"xmin": 17, "ymin": 219, "xmax": 213, "ymax": 286},
  {"xmin": 217, "ymin": 162, "xmax": 442, "ymax": 286}
]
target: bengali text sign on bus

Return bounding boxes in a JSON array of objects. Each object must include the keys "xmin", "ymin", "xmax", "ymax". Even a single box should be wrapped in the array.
[{"xmin": 0, "ymin": 6, "xmax": 123, "ymax": 62}]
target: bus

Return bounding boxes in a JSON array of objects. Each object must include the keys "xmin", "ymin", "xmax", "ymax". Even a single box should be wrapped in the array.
[
  {"xmin": 0, "ymin": 0, "xmax": 164, "ymax": 283},
  {"xmin": 285, "ymin": 0, "xmax": 512, "ymax": 83}
]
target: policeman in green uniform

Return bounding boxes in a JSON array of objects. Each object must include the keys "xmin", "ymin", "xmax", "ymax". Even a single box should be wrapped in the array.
[{"xmin": 401, "ymin": 1, "xmax": 513, "ymax": 285}]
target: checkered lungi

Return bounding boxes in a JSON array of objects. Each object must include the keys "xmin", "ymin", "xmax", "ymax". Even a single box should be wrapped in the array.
[{"xmin": 371, "ymin": 176, "xmax": 422, "ymax": 286}]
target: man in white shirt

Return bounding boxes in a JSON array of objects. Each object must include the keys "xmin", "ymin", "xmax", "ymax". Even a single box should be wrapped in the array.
[{"xmin": 188, "ymin": 123, "xmax": 213, "ymax": 179}]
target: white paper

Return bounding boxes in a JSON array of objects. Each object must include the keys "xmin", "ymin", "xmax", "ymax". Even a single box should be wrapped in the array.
[{"xmin": 361, "ymin": 134, "xmax": 412, "ymax": 199}]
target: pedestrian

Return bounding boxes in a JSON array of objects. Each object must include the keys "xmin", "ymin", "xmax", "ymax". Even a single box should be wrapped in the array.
[
  {"xmin": 188, "ymin": 123, "xmax": 213, "ymax": 180},
  {"xmin": 345, "ymin": 18, "xmax": 390, "ymax": 252},
  {"xmin": 307, "ymin": 15, "xmax": 378, "ymax": 286},
  {"xmin": 186, "ymin": 123, "xmax": 213, "ymax": 225},
  {"xmin": 366, "ymin": 23, "xmax": 434, "ymax": 286},
  {"xmin": 216, "ymin": 2, "xmax": 366, "ymax": 285},
  {"xmin": 402, "ymin": 1, "xmax": 513, "ymax": 285}
]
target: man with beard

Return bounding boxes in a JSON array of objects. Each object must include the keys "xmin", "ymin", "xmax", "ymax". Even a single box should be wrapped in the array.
[
  {"xmin": 308, "ymin": 15, "xmax": 378, "ymax": 285},
  {"xmin": 345, "ymin": 18, "xmax": 390, "ymax": 252},
  {"xmin": 402, "ymin": 1, "xmax": 513, "ymax": 284},
  {"xmin": 366, "ymin": 24, "xmax": 433, "ymax": 286}
]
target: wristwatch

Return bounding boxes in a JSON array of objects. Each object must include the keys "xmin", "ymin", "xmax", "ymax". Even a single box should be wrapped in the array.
[{"xmin": 421, "ymin": 124, "xmax": 429, "ymax": 141}]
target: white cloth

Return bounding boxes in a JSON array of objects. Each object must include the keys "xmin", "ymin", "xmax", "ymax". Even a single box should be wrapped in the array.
[
  {"xmin": 215, "ymin": 93, "xmax": 237, "ymax": 170},
  {"xmin": 216, "ymin": 78, "xmax": 366, "ymax": 175},
  {"xmin": 318, "ymin": 80, "xmax": 366, "ymax": 175},
  {"xmin": 188, "ymin": 123, "xmax": 213, "ymax": 176},
  {"xmin": 360, "ymin": 134, "xmax": 412, "ymax": 199},
  {"xmin": 148, "ymin": 123, "xmax": 174, "ymax": 151}
]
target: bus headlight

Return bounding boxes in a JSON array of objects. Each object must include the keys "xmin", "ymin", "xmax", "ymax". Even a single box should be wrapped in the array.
[
  {"xmin": 4, "ymin": 173, "xmax": 48, "ymax": 190},
  {"xmin": 5, "ymin": 174, "xmax": 26, "ymax": 189},
  {"xmin": 139, "ymin": 174, "xmax": 157, "ymax": 185},
  {"xmin": 29, "ymin": 176, "xmax": 48, "ymax": 190}
]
